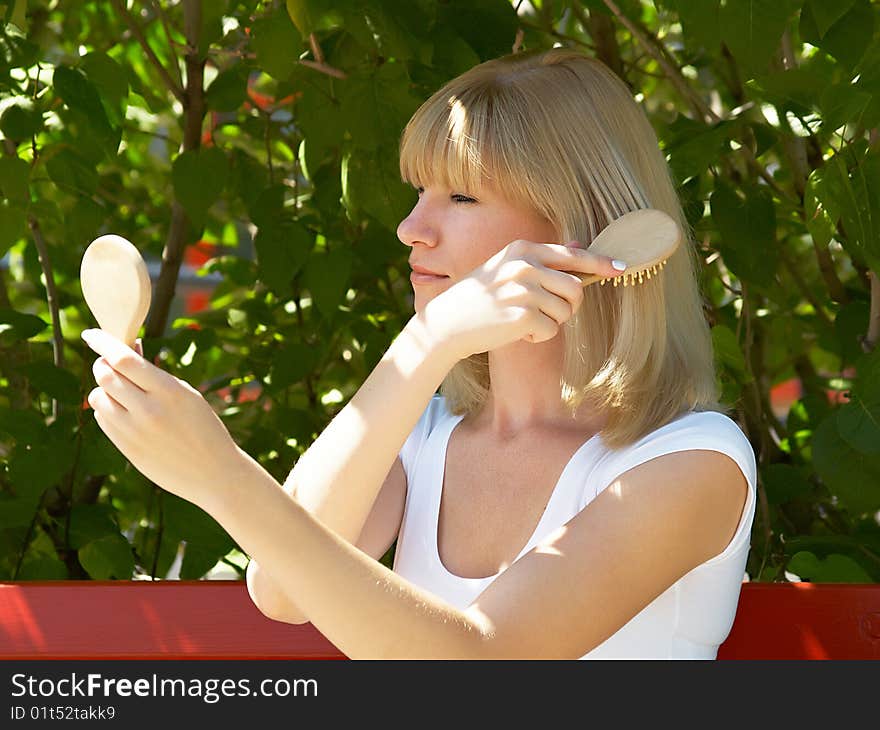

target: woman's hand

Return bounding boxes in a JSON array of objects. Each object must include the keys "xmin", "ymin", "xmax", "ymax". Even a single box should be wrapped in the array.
[
  {"xmin": 420, "ymin": 240, "xmax": 626, "ymax": 360},
  {"xmin": 82, "ymin": 328, "xmax": 245, "ymax": 512}
]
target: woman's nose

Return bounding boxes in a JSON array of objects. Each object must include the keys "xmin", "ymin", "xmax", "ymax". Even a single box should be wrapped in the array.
[{"xmin": 396, "ymin": 204, "xmax": 436, "ymax": 249}]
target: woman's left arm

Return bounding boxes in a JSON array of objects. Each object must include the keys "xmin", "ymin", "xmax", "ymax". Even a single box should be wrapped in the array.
[
  {"xmin": 82, "ymin": 327, "xmax": 489, "ymax": 658},
  {"xmin": 83, "ymin": 328, "xmax": 747, "ymax": 660}
]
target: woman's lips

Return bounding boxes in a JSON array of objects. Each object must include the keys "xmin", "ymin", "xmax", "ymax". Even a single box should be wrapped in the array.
[{"xmin": 410, "ymin": 271, "xmax": 449, "ymax": 284}]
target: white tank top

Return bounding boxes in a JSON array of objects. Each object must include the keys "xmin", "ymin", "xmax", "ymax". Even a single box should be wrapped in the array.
[{"xmin": 395, "ymin": 395, "xmax": 757, "ymax": 659}]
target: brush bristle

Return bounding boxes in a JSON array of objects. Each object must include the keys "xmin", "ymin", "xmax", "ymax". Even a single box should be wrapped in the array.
[{"xmin": 599, "ymin": 259, "xmax": 667, "ymax": 287}]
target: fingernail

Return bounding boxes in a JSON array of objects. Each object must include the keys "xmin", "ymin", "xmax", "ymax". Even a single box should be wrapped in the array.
[
  {"xmin": 612, "ymin": 259, "xmax": 627, "ymax": 271},
  {"xmin": 81, "ymin": 329, "xmax": 93, "ymax": 341}
]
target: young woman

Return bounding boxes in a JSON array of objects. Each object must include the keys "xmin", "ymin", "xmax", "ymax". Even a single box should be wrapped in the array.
[{"xmin": 84, "ymin": 48, "xmax": 756, "ymax": 659}]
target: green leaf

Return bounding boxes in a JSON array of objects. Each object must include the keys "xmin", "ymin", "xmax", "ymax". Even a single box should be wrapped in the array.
[
  {"xmin": 52, "ymin": 65, "xmax": 116, "ymax": 148},
  {"xmin": 253, "ymin": 219, "xmax": 313, "ymax": 296},
  {"xmin": 179, "ymin": 542, "xmax": 228, "ymax": 579},
  {"xmin": 436, "ymin": 0, "xmax": 518, "ymax": 61},
  {"xmin": 0, "ymin": 307, "xmax": 47, "ymax": 344},
  {"xmin": 77, "ymin": 418, "xmax": 128, "ymax": 478},
  {"xmin": 302, "ymin": 246, "xmax": 354, "ymax": 318},
  {"xmin": 833, "ymin": 298, "xmax": 870, "ymax": 367},
  {"xmin": 667, "ymin": 0, "xmax": 721, "ymax": 55},
  {"xmin": 0, "ymin": 202, "xmax": 26, "ymax": 258},
  {"xmin": 709, "ymin": 181, "xmax": 778, "ymax": 289},
  {"xmin": 286, "ymin": 0, "xmax": 349, "ymax": 37},
  {"xmin": 20, "ymin": 361, "xmax": 81, "ymax": 405},
  {"xmin": 230, "ymin": 150, "xmax": 270, "ymax": 212},
  {"xmin": 353, "ymin": 218, "xmax": 406, "ymax": 278},
  {"xmin": 286, "ymin": 0, "xmax": 315, "ymax": 35},
  {"xmin": 341, "ymin": 0, "xmax": 434, "ymax": 63},
  {"xmin": 719, "ymin": 0, "xmax": 799, "ymax": 79},
  {"xmin": 132, "ymin": 525, "xmax": 181, "ymax": 579},
  {"xmin": 819, "ymin": 81, "xmax": 875, "ymax": 135},
  {"xmin": 747, "ymin": 68, "xmax": 825, "ymax": 116},
  {"xmin": 0, "ymin": 97, "xmax": 41, "ymax": 139},
  {"xmin": 7, "ymin": 0, "xmax": 27, "ymax": 31},
  {"xmin": 46, "ymin": 148, "xmax": 99, "ymax": 196},
  {"xmin": 788, "ymin": 550, "xmax": 873, "ymax": 582},
  {"xmin": 429, "ymin": 24, "xmax": 481, "ymax": 78},
  {"xmin": 808, "ymin": 143, "xmax": 880, "ymax": 272},
  {"xmin": 836, "ymin": 348, "xmax": 880, "ymax": 455},
  {"xmin": 66, "ymin": 504, "xmax": 121, "ymax": 550},
  {"xmin": 342, "ymin": 145, "xmax": 414, "ymax": 231},
  {"xmin": 6, "ymin": 420, "xmax": 77, "ymax": 500},
  {"xmin": 171, "ymin": 147, "xmax": 229, "ymax": 225},
  {"xmin": 660, "ymin": 116, "xmax": 734, "ymax": 184},
  {"xmin": 163, "ymin": 493, "xmax": 234, "ymax": 554},
  {"xmin": 0, "ymin": 157, "xmax": 30, "ymax": 204},
  {"xmin": 16, "ymin": 555, "xmax": 69, "ymax": 580},
  {"xmin": 761, "ymin": 463, "xmax": 813, "ymax": 505},
  {"xmin": 269, "ymin": 341, "xmax": 319, "ymax": 390},
  {"xmin": 711, "ymin": 324, "xmax": 753, "ymax": 381},
  {"xmin": 806, "ymin": 0, "xmax": 856, "ymax": 38},
  {"xmin": 67, "ymin": 196, "xmax": 107, "ymax": 248},
  {"xmin": 812, "ymin": 414, "xmax": 880, "ymax": 516},
  {"xmin": 252, "ymin": 5, "xmax": 303, "ymax": 80},
  {"xmin": 803, "ymin": 172, "xmax": 835, "ymax": 251},
  {"xmin": 248, "ymin": 183, "xmax": 286, "ymax": 229},
  {"xmin": 78, "ymin": 533, "xmax": 135, "ymax": 579},
  {"xmin": 0, "ymin": 495, "xmax": 40, "ymax": 530},
  {"xmin": 340, "ymin": 61, "xmax": 421, "ymax": 151},
  {"xmin": 206, "ymin": 66, "xmax": 249, "ymax": 112},
  {"xmin": 80, "ymin": 51, "xmax": 129, "ymax": 127},
  {"xmin": 0, "ymin": 405, "xmax": 46, "ymax": 444},
  {"xmin": 800, "ymin": 0, "xmax": 874, "ymax": 71},
  {"xmin": 198, "ymin": 0, "xmax": 226, "ymax": 58},
  {"xmin": 295, "ymin": 80, "xmax": 346, "ymax": 158}
]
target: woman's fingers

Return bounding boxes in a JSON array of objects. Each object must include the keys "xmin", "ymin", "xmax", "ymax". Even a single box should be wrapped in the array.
[
  {"xmin": 536, "ymin": 241, "xmax": 626, "ymax": 277},
  {"xmin": 91, "ymin": 357, "xmax": 148, "ymax": 412}
]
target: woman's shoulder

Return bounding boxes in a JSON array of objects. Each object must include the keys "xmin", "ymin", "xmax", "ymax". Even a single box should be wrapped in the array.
[{"xmin": 592, "ymin": 408, "xmax": 757, "ymax": 494}]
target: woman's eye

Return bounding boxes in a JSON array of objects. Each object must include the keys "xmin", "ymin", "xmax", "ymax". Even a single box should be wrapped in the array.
[{"xmin": 451, "ymin": 194, "xmax": 477, "ymax": 204}]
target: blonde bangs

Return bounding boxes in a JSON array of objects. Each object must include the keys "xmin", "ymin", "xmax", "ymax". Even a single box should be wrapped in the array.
[
  {"xmin": 399, "ymin": 86, "xmax": 489, "ymax": 195},
  {"xmin": 398, "ymin": 79, "xmax": 544, "ymax": 213}
]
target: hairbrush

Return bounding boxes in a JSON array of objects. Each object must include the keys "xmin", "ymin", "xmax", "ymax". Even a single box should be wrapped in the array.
[{"xmin": 572, "ymin": 208, "xmax": 682, "ymax": 288}]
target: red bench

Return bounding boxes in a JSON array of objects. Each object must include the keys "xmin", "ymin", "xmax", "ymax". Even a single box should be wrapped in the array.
[{"xmin": 0, "ymin": 581, "xmax": 877, "ymax": 659}]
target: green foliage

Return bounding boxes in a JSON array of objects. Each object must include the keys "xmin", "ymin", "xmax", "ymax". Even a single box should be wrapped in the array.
[{"xmin": 0, "ymin": 0, "xmax": 878, "ymax": 586}]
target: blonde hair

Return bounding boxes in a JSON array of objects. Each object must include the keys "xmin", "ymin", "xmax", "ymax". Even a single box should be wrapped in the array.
[{"xmin": 398, "ymin": 48, "xmax": 729, "ymax": 450}]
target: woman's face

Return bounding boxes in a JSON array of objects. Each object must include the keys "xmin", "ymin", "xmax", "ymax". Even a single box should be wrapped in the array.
[{"xmin": 396, "ymin": 179, "xmax": 559, "ymax": 313}]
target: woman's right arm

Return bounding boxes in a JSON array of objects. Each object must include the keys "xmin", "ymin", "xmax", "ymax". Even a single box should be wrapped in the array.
[
  {"xmin": 246, "ymin": 312, "xmax": 461, "ymax": 624},
  {"xmin": 246, "ymin": 456, "xmax": 408, "ymax": 624},
  {"xmin": 247, "ymin": 240, "xmax": 622, "ymax": 624}
]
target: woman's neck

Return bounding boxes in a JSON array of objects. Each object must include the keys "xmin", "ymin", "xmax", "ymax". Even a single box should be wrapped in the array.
[{"xmin": 474, "ymin": 334, "xmax": 603, "ymax": 438}]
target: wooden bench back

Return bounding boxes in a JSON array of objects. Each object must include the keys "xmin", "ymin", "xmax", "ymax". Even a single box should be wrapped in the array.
[{"xmin": 0, "ymin": 581, "xmax": 877, "ymax": 659}]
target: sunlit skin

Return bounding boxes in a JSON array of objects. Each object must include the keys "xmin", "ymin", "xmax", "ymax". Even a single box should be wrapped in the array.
[
  {"xmin": 398, "ymin": 180, "xmax": 602, "ymax": 435},
  {"xmin": 398, "ymin": 182, "xmax": 560, "ymax": 316},
  {"xmin": 80, "ymin": 179, "xmax": 747, "ymax": 659}
]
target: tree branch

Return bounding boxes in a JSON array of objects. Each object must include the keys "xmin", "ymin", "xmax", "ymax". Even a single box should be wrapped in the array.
[
  {"xmin": 150, "ymin": 0, "xmax": 185, "ymax": 90},
  {"xmin": 112, "ymin": 0, "xmax": 186, "ymax": 105},
  {"xmin": 298, "ymin": 59, "xmax": 348, "ymax": 80},
  {"xmin": 861, "ymin": 270, "xmax": 880, "ymax": 352},
  {"xmin": 579, "ymin": 4, "xmax": 626, "ymax": 84},
  {"xmin": 26, "ymin": 216, "xmax": 64, "ymax": 423},
  {"xmin": 601, "ymin": 0, "xmax": 717, "ymax": 124},
  {"xmin": 146, "ymin": 0, "xmax": 206, "ymax": 342}
]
